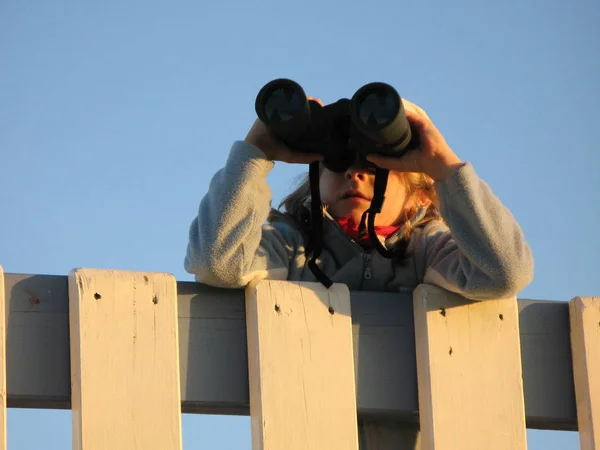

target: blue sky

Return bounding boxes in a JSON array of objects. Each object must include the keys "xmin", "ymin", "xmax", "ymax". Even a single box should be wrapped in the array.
[{"xmin": 1, "ymin": 0, "xmax": 598, "ymax": 448}]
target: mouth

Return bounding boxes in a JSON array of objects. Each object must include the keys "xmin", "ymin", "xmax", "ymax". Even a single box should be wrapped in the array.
[{"xmin": 341, "ymin": 190, "xmax": 371, "ymax": 202}]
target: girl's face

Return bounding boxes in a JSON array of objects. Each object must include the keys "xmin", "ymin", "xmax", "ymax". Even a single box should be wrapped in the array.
[{"xmin": 319, "ymin": 165, "xmax": 412, "ymax": 226}]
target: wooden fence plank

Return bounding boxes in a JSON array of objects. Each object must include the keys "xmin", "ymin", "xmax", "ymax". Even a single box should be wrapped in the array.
[
  {"xmin": 2, "ymin": 273, "xmax": 580, "ymax": 430},
  {"xmin": 68, "ymin": 268, "xmax": 182, "ymax": 450},
  {"xmin": 569, "ymin": 296, "xmax": 600, "ymax": 450},
  {"xmin": 0, "ymin": 266, "xmax": 6, "ymax": 450},
  {"xmin": 413, "ymin": 285, "xmax": 527, "ymax": 450},
  {"xmin": 245, "ymin": 280, "xmax": 359, "ymax": 450}
]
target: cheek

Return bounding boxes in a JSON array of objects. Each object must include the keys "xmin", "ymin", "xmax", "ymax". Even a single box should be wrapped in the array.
[
  {"xmin": 319, "ymin": 174, "xmax": 341, "ymax": 204},
  {"xmin": 384, "ymin": 180, "xmax": 409, "ymax": 208}
]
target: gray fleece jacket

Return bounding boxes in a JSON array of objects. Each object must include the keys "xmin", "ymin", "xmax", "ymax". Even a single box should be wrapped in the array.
[{"xmin": 184, "ymin": 140, "xmax": 534, "ymax": 300}]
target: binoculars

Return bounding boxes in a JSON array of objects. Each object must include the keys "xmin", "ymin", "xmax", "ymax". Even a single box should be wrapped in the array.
[{"xmin": 255, "ymin": 78, "xmax": 419, "ymax": 172}]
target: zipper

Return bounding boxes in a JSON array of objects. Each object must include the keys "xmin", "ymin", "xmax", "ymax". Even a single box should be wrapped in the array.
[
  {"xmin": 322, "ymin": 208, "xmax": 373, "ymax": 281},
  {"xmin": 322, "ymin": 209, "xmax": 364, "ymax": 251},
  {"xmin": 363, "ymin": 253, "xmax": 373, "ymax": 280}
]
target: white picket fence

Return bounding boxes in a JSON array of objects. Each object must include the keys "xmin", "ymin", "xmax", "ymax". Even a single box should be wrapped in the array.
[{"xmin": 0, "ymin": 265, "xmax": 598, "ymax": 449}]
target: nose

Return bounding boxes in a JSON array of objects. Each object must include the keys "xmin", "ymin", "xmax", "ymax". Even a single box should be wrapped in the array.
[{"xmin": 345, "ymin": 166, "xmax": 368, "ymax": 181}]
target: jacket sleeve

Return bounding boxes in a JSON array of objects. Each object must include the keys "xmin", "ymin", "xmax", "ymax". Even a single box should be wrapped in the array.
[
  {"xmin": 184, "ymin": 140, "xmax": 299, "ymax": 288},
  {"xmin": 422, "ymin": 162, "xmax": 534, "ymax": 300}
]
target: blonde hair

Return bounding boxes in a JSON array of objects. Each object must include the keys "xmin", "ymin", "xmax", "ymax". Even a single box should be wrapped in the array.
[
  {"xmin": 270, "ymin": 168, "xmax": 443, "ymax": 241},
  {"xmin": 393, "ymin": 171, "xmax": 443, "ymax": 240}
]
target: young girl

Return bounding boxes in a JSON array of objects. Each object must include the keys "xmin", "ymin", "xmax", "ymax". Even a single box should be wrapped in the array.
[{"xmin": 184, "ymin": 99, "xmax": 533, "ymax": 300}]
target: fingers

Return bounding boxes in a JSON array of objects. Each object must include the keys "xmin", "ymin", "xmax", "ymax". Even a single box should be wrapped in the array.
[
  {"xmin": 284, "ymin": 151, "xmax": 324, "ymax": 165},
  {"xmin": 404, "ymin": 108, "xmax": 431, "ymax": 133},
  {"xmin": 405, "ymin": 108, "xmax": 447, "ymax": 148},
  {"xmin": 293, "ymin": 153, "xmax": 324, "ymax": 164},
  {"xmin": 402, "ymin": 99, "xmax": 430, "ymax": 120},
  {"xmin": 307, "ymin": 96, "xmax": 324, "ymax": 107}
]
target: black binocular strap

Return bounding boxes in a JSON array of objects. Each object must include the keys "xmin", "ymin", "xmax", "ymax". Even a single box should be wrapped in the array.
[
  {"xmin": 358, "ymin": 168, "xmax": 394, "ymax": 258},
  {"xmin": 307, "ymin": 162, "xmax": 334, "ymax": 288}
]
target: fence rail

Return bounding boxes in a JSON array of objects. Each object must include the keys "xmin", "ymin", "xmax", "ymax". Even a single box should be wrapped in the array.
[{"xmin": 1, "ymin": 268, "xmax": 598, "ymax": 449}]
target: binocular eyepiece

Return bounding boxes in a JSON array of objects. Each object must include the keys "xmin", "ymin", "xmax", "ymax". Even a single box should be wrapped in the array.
[{"xmin": 255, "ymin": 78, "xmax": 418, "ymax": 172}]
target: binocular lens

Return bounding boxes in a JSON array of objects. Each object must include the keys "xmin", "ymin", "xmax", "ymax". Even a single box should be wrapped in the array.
[
  {"xmin": 256, "ymin": 79, "xmax": 312, "ymax": 142},
  {"xmin": 350, "ymin": 82, "xmax": 412, "ymax": 154},
  {"xmin": 357, "ymin": 89, "xmax": 399, "ymax": 126},
  {"xmin": 263, "ymin": 87, "xmax": 303, "ymax": 122}
]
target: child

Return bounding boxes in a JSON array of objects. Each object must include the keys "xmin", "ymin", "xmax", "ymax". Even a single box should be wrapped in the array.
[{"xmin": 184, "ymin": 98, "xmax": 533, "ymax": 300}]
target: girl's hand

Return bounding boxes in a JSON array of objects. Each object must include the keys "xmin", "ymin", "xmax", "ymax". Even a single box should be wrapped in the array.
[
  {"xmin": 365, "ymin": 101, "xmax": 463, "ymax": 181},
  {"xmin": 244, "ymin": 118, "xmax": 323, "ymax": 164}
]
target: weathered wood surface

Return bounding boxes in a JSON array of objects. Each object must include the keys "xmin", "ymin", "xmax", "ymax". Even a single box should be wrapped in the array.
[
  {"xmin": 569, "ymin": 296, "xmax": 600, "ymax": 450},
  {"xmin": 246, "ymin": 280, "xmax": 358, "ymax": 449},
  {"xmin": 413, "ymin": 286, "xmax": 527, "ymax": 449},
  {"xmin": 3, "ymin": 272, "xmax": 578, "ymax": 430},
  {"xmin": 69, "ymin": 269, "xmax": 182, "ymax": 450}
]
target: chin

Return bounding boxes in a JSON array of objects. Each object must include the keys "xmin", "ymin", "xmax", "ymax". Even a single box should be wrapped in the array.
[
  {"xmin": 346, "ymin": 210, "xmax": 368, "ymax": 224},
  {"xmin": 330, "ymin": 202, "xmax": 369, "ymax": 223}
]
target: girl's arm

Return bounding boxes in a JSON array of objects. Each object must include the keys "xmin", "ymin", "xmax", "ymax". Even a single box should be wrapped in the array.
[
  {"xmin": 184, "ymin": 141, "xmax": 298, "ymax": 287},
  {"xmin": 421, "ymin": 162, "xmax": 534, "ymax": 300},
  {"xmin": 367, "ymin": 100, "xmax": 533, "ymax": 300}
]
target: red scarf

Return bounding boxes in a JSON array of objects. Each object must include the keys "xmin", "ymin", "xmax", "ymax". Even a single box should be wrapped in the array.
[{"xmin": 335, "ymin": 215, "xmax": 401, "ymax": 245}]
